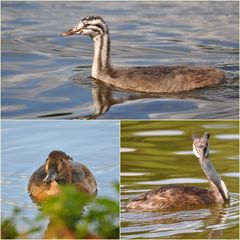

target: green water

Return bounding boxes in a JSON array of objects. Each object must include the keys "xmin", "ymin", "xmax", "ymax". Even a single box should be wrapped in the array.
[{"xmin": 121, "ymin": 120, "xmax": 239, "ymax": 239}]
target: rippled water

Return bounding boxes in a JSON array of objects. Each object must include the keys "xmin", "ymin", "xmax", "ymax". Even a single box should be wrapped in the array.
[
  {"xmin": 1, "ymin": 120, "xmax": 119, "ymax": 237},
  {"xmin": 1, "ymin": 1, "xmax": 239, "ymax": 119},
  {"xmin": 121, "ymin": 120, "xmax": 239, "ymax": 239}
]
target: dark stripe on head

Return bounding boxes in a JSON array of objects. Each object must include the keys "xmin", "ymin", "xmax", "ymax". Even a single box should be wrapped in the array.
[
  {"xmin": 81, "ymin": 16, "xmax": 106, "ymax": 23},
  {"xmin": 81, "ymin": 16, "xmax": 108, "ymax": 36},
  {"xmin": 85, "ymin": 25, "xmax": 103, "ymax": 35},
  {"xmin": 92, "ymin": 28, "xmax": 102, "ymax": 35},
  {"xmin": 95, "ymin": 23, "xmax": 107, "ymax": 34}
]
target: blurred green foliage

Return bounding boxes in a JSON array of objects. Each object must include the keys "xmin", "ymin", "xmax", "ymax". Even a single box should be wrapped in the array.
[
  {"xmin": 1, "ymin": 208, "xmax": 19, "ymax": 239},
  {"xmin": 1, "ymin": 183, "xmax": 119, "ymax": 239}
]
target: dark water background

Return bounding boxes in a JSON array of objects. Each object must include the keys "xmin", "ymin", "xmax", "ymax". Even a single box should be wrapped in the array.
[
  {"xmin": 1, "ymin": 120, "xmax": 119, "ymax": 237},
  {"xmin": 121, "ymin": 120, "xmax": 239, "ymax": 239},
  {"xmin": 1, "ymin": 1, "xmax": 239, "ymax": 119}
]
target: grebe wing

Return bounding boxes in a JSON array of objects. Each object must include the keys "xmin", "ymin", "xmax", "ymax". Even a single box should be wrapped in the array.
[{"xmin": 131, "ymin": 184, "xmax": 208, "ymax": 201}]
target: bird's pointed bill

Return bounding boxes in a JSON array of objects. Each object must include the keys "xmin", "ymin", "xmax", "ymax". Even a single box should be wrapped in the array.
[{"xmin": 59, "ymin": 22, "xmax": 85, "ymax": 37}]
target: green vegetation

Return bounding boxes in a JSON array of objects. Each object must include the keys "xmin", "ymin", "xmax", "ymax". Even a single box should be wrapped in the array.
[
  {"xmin": 1, "ymin": 207, "xmax": 41, "ymax": 239},
  {"xmin": 1, "ymin": 184, "xmax": 119, "ymax": 239},
  {"xmin": 1, "ymin": 208, "xmax": 19, "ymax": 239}
]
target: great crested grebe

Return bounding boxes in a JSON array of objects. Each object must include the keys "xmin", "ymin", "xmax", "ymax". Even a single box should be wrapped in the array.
[
  {"xmin": 28, "ymin": 150, "xmax": 97, "ymax": 203},
  {"xmin": 60, "ymin": 16, "xmax": 225, "ymax": 93},
  {"xmin": 125, "ymin": 132, "xmax": 229, "ymax": 211}
]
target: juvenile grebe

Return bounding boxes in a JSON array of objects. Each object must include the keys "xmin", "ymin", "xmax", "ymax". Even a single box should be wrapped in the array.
[
  {"xmin": 28, "ymin": 150, "xmax": 97, "ymax": 203},
  {"xmin": 60, "ymin": 16, "xmax": 225, "ymax": 93},
  {"xmin": 125, "ymin": 132, "xmax": 229, "ymax": 211}
]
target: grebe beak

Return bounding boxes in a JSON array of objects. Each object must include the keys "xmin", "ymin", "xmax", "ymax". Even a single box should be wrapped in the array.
[
  {"xmin": 59, "ymin": 28, "xmax": 78, "ymax": 37},
  {"xmin": 43, "ymin": 168, "xmax": 57, "ymax": 183},
  {"xmin": 59, "ymin": 22, "xmax": 85, "ymax": 37}
]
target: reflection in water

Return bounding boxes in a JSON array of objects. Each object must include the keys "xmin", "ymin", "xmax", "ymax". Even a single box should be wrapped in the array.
[
  {"xmin": 37, "ymin": 71, "xmax": 238, "ymax": 119},
  {"xmin": 122, "ymin": 198, "xmax": 238, "ymax": 239},
  {"xmin": 72, "ymin": 75, "xmax": 229, "ymax": 119}
]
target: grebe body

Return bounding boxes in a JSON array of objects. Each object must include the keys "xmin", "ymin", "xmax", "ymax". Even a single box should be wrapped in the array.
[
  {"xmin": 125, "ymin": 133, "xmax": 229, "ymax": 211},
  {"xmin": 60, "ymin": 16, "xmax": 225, "ymax": 93}
]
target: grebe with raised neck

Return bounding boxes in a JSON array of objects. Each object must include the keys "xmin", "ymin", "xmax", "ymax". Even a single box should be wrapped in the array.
[{"xmin": 125, "ymin": 132, "xmax": 229, "ymax": 211}]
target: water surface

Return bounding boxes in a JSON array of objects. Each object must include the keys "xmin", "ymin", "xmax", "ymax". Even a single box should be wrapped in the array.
[
  {"xmin": 1, "ymin": 120, "xmax": 119, "ymax": 237},
  {"xmin": 1, "ymin": 1, "xmax": 239, "ymax": 119},
  {"xmin": 121, "ymin": 120, "xmax": 239, "ymax": 239}
]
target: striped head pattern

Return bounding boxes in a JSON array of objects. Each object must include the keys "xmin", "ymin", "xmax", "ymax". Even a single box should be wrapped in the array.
[
  {"xmin": 60, "ymin": 16, "xmax": 108, "ymax": 39},
  {"xmin": 192, "ymin": 132, "xmax": 210, "ymax": 161}
]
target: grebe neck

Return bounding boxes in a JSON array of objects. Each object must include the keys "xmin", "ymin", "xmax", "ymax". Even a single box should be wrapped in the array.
[
  {"xmin": 201, "ymin": 157, "xmax": 229, "ymax": 202},
  {"xmin": 92, "ymin": 33, "xmax": 112, "ymax": 78}
]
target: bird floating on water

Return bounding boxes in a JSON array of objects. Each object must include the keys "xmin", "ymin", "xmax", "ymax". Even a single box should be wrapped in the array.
[
  {"xmin": 125, "ymin": 132, "xmax": 229, "ymax": 211},
  {"xmin": 28, "ymin": 150, "xmax": 97, "ymax": 203},
  {"xmin": 60, "ymin": 16, "xmax": 225, "ymax": 93}
]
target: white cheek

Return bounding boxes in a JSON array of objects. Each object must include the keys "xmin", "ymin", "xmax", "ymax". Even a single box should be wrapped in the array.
[
  {"xmin": 82, "ymin": 29, "xmax": 93, "ymax": 36},
  {"xmin": 193, "ymin": 144, "xmax": 200, "ymax": 158},
  {"xmin": 76, "ymin": 22, "xmax": 84, "ymax": 30}
]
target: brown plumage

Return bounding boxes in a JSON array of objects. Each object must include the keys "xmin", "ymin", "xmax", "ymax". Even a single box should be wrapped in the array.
[
  {"xmin": 102, "ymin": 65, "xmax": 225, "ymax": 93},
  {"xmin": 28, "ymin": 150, "xmax": 97, "ymax": 203},
  {"xmin": 125, "ymin": 185, "xmax": 216, "ymax": 211},
  {"xmin": 60, "ymin": 16, "xmax": 226, "ymax": 93},
  {"xmin": 125, "ymin": 132, "xmax": 229, "ymax": 212}
]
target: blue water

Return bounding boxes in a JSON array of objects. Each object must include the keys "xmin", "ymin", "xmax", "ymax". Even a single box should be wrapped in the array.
[
  {"xmin": 1, "ymin": 120, "xmax": 119, "ymax": 236},
  {"xmin": 1, "ymin": 1, "xmax": 239, "ymax": 119}
]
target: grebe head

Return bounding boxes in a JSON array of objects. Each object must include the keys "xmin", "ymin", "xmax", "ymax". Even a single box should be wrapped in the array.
[
  {"xmin": 193, "ymin": 132, "xmax": 229, "ymax": 202},
  {"xmin": 59, "ymin": 16, "xmax": 108, "ymax": 40},
  {"xmin": 43, "ymin": 150, "xmax": 72, "ymax": 183},
  {"xmin": 192, "ymin": 132, "xmax": 210, "ymax": 163}
]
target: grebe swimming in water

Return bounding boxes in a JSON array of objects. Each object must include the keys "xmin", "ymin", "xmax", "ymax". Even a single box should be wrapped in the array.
[
  {"xmin": 60, "ymin": 16, "xmax": 225, "ymax": 94},
  {"xmin": 125, "ymin": 132, "xmax": 229, "ymax": 211}
]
